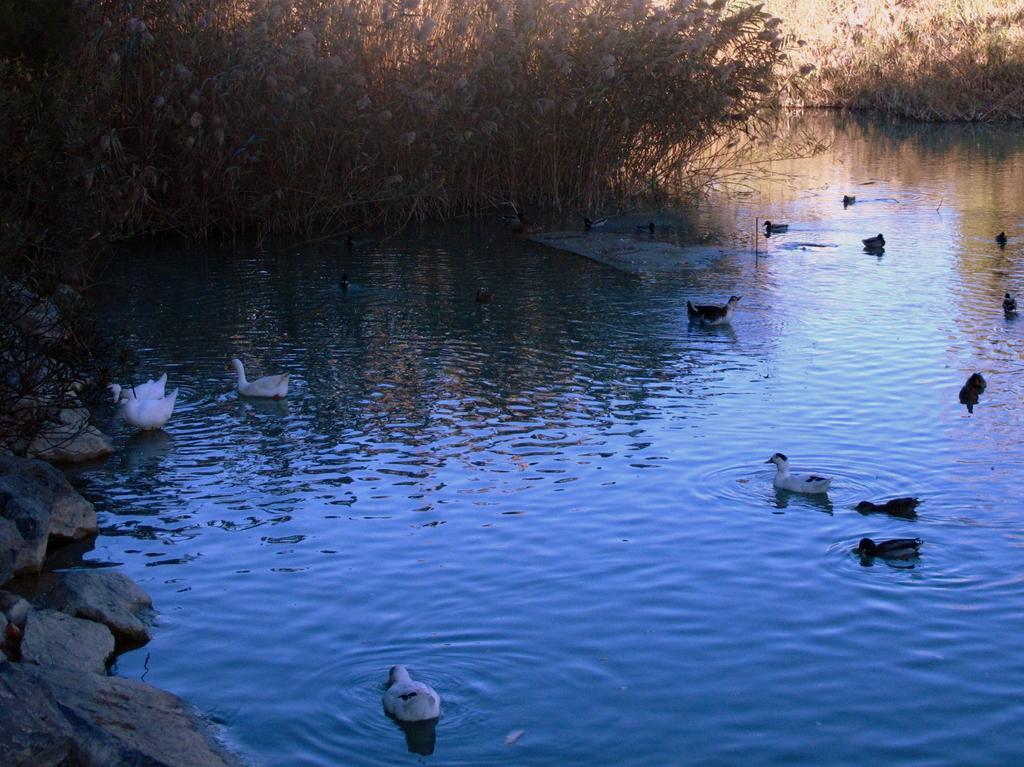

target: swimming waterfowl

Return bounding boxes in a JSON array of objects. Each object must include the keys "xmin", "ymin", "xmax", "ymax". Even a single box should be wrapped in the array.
[
  {"xmin": 958, "ymin": 372, "xmax": 986, "ymax": 413},
  {"xmin": 1003, "ymin": 292, "xmax": 1017, "ymax": 314},
  {"xmin": 108, "ymin": 373, "xmax": 167, "ymax": 402},
  {"xmin": 503, "ymin": 212, "xmax": 533, "ymax": 234},
  {"xmin": 340, "ymin": 271, "xmax": 350, "ymax": 290},
  {"xmin": 842, "ymin": 195, "xmax": 856, "ymax": 207},
  {"xmin": 856, "ymin": 537, "xmax": 922, "ymax": 559},
  {"xmin": 766, "ymin": 453, "xmax": 832, "ymax": 494},
  {"xmin": 231, "ymin": 358, "xmax": 290, "ymax": 399},
  {"xmin": 475, "ymin": 288, "xmax": 493, "ymax": 303},
  {"xmin": 996, "ymin": 231, "xmax": 1008, "ymax": 247},
  {"xmin": 584, "ymin": 216, "xmax": 607, "ymax": 230},
  {"xmin": 856, "ymin": 497, "xmax": 920, "ymax": 518},
  {"xmin": 687, "ymin": 296, "xmax": 741, "ymax": 326},
  {"xmin": 114, "ymin": 387, "xmax": 178, "ymax": 430},
  {"xmin": 763, "ymin": 221, "xmax": 789, "ymax": 235},
  {"xmin": 383, "ymin": 665, "xmax": 441, "ymax": 722},
  {"xmin": 862, "ymin": 233, "xmax": 885, "ymax": 250}
]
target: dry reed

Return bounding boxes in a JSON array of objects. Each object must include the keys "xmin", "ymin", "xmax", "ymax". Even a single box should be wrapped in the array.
[
  {"xmin": 1, "ymin": 0, "xmax": 794, "ymax": 242},
  {"xmin": 767, "ymin": 0, "xmax": 1024, "ymax": 121}
]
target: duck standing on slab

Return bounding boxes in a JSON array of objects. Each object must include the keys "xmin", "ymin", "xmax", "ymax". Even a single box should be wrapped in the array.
[
  {"xmin": 687, "ymin": 296, "xmax": 741, "ymax": 326},
  {"xmin": 862, "ymin": 233, "xmax": 885, "ymax": 251},
  {"xmin": 842, "ymin": 195, "xmax": 856, "ymax": 207},
  {"xmin": 766, "ymin": 453, "xmax": 832, "ymax": 494},
  {"xmin": 996, "ymin": 231, "xmax": 1008, "ymax": 247},
  {"xmin": 383, "ymin": 665, "xmax": 441, "ymax": 722},
  {"xmin": 958, "ymin": 372, "xmax": 986, "ymax": 413},
  {"xmin": 230, "ymin": 358, "xmax": 290, "ymax": 399},
  {"xmin": 856, "ymin": 497, "xmax": 920, "ymax": 519},
  {"xmin": 856, "ymin": 537, "xmax": 922, "ymax": 559},
  {"xmin": 108, "ymin": 373, "xmax": 168, "ymax": 402},
  {"xmin": 763, "ymin": 221, "xmax": 788, "ymax": 235},
  {"xmin": 1003, "ymin": 292, "xmax": 1017, "ymax": 315},
  {"xmin": 112, "ymin": 385, "xmax": 178, "ymax": 431}
]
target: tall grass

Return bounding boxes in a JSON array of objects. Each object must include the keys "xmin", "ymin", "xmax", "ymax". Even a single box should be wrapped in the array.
[
  {"xmin": 768, "ymin": 0, "xmax": 1024, "ymax": 120},
  {"xmin": 0, "ymin": 0, "xmax": 794, "ymax": 244}
]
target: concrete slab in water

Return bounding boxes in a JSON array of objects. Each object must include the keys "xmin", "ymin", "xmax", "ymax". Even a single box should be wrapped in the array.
[{"xmin": 528, "ymin": 231, "xmax": 744, "ymax": 274}]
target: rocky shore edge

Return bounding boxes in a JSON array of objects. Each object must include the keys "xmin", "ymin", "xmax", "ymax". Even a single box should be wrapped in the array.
[{"xmin": 1, "ymin": 453, "xmax": 243, "ymax": 767}]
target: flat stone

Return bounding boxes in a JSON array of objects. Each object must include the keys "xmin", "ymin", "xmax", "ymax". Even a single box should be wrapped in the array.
[
  {"xmin": 21, "ymin": 608, "xmax": 114, "ymax": 675},
  {"xmin": 0, "ymin": 454, "xmax": 97, "ymax": 542},
  {"xmin": 0, "ymin": 661, "xmax": 242, "ymax": 767},
  {"xmin": 28, "ymin": 415, "xmax": 114, "ymax": 464},
  {"xmin": 529, "ymin": 231, "xmax": 736, "ymax": 274},
  {"xmin": 46, "ymin": 569, "xmax": 153, "ymax": 646}
]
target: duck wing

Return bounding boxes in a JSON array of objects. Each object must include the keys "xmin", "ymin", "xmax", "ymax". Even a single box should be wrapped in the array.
[
  {"xmin": 688, "ymin": 302, "xmax": 726, "ymax": 320},
  {"xmin": 876, "ymin": 538, "xmax": 921, "ymax": 554}
]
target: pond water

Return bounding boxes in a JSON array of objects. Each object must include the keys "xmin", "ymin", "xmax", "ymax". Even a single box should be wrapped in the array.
[{"xmin": 76, "ymin": 114, "xmax": 1024, "ymax": 766}]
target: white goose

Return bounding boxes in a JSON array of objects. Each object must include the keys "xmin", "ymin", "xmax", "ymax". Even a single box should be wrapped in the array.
[
  {"xmin": 383, "ymin": 665, "xmax": 441, "ymax": 722},
  {"xmin": 108, "ymin": 373, "xmax": 167, "ymax": 402},
  {"xmin": 231, "ymin": 358, "xmax": 290, "ymax": 399},
  {"xmin": 111, "ymin": 385, "xmax": 178, "ymax": 430},
  {"xmin": 766, "ymin": 452, "xmax": 832, "ymax": 494}
]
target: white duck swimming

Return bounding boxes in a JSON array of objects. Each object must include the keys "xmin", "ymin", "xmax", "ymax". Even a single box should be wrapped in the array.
[
  {"xmin": 383, "ymin": 665, "xmax": 441, "ymax": 722},
  {"xmin": 108, "ymin": 373, "xmax": 167, "ymax": 402},
  {"xmin": 231, "ymin": 358, "xmax": 290, "ymax": 398},
  {"xmin": 766, "ymin": 452, "xmax": 832, "ymax": 494},
  {"xmin": 111, "ymin": 385, "xmax": 178, "ymax": 430}
]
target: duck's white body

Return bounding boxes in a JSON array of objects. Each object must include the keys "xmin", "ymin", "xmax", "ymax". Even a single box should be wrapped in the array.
[
  {"xmin": 767, "ymin": 453, "xmax": 832, "ymax": 494},
  {"xmin": 383, "ymin": 665, "xmax": 441, "ymax": 722},
  {"xmin": 231, "ymin": 358, "xmax": 289, "ymax": 398},
  {"xmin": 116, "ymin": 388, "xmax": 178, "ymax": 430},
  {"xmin": 109, "ymin": 373, "xmax": 167, "ymax": 402}
]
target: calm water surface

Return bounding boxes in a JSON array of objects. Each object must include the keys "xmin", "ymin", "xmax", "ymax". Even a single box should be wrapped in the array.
[{"xmin": 76, "ymin": 115, "xmax": 1024, "ymax": 765}]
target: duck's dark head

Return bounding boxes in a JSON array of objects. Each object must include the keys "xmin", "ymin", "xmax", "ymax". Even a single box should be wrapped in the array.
[
  {"xmin": 857, "ymin": 538, "xmax": 877, "ymax": 554},
  {"xmin": 728, "ymin": 295, "xmax": 742, "ymax": 304},
  {"xmin": 855, "ymin": 501, "xmax": 874, "ymax": 512},
  {"xmin": 876, "ymin": 234, "xmax": 885, "ymax": 244},
  {"xmin": 763, "ymin": 220, "xmax": 772, "ymax": 231},
  {"xmin": 765, "ymin": 452, "xmax": 788, "ymax": 465},
  {"xmin": 966, "ymin": 372, "xmax": 986, "ymax": 390}
]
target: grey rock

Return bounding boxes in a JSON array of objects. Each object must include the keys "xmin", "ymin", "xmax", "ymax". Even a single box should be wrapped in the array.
[
  {"xmin": 0, "ymin": 592, "xmax": 31, "ymax": 628},
  {"xmin": 0, "ymin": 661, "xmax": 243, "ymax": 767},
  {"xmin": 0, "ymin": 453, "xmax": 97, "ymax": 542},
  {"xmin": 0, "ymin": 612, "xmax": 6, "ymax": 659},
  {"xmin": 0, "ymin": 661, "xmax": 76, "ymax": 766},
  {"xmin": 0, "ymin": 475, "xmax": 50, "ymax": 585},
  {"xmin": 28, "ymin": 408, "xmax": 114, "ymax": 464},
  {"xmin": 21, "ymin": 608, "xmax": 114, "ymax": 674},
  {"xmin": 46, "ymin": 569, "xmax": 153, "ymax": 645}
]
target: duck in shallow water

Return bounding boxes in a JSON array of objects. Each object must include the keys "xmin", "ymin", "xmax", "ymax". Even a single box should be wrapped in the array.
[
  {"xmin": 856, "ymin": 497, "xmax": 920, "ymax": 519},
  {"xmin": 1003, "ymin": 292, "xmax": 1017, "ymax": 315},
  {"xmin": 862, "ymin": 233, "xmax": 885, "ymax": 250},
  {"xmin": 111, "ymin": 385, "xmax": 179, "ymax": 431},
  {"xmin": 856, "ymin": 537, "xmax": 922, "ymax": 559},
  {"xmin": 763, "ymin": 220, "xmax": 788, "ymax": 235},
  {"xmin": 230, "ymin": 358, "xmax": 290, "ymax": 399},
  {"xmin": 766, "ymin": 453, "xmax": 832, "ymax": 494},
  {"xmin": 958, "ymin": 372, "xmax": 986, "ymax": 413},
  {"xmin": 842, "ymin": 195, "xmax": 856, "ymax": 207},
  {"xmin": 687, "ymin": 295, "xmax": 741, "ymax": 326},
  {"xmin": 996, "ymin": 231, "xmax": 1008, "ymax": 247},
  {"xmin": 383, "ymin": 665, "xmax": 441, "ymax": 722},
  {"xmin": 584, "ymin": 216, "xmax": 607, "ymax": 230}
]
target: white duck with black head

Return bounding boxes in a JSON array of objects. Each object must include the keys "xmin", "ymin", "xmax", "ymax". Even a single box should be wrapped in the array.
[
  {"xmin": 766, "ymin": 453, "xmax": 832, "ymax": 494},
  {"xmin": 383, "ymin": 665, "xmax": 441, "ymax": 722}
]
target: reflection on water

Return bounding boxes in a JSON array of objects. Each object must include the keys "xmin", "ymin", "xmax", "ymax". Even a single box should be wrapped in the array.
[{"xmin": 73, "ymin": 114, "xmax": 1024, "ymax": 766}]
